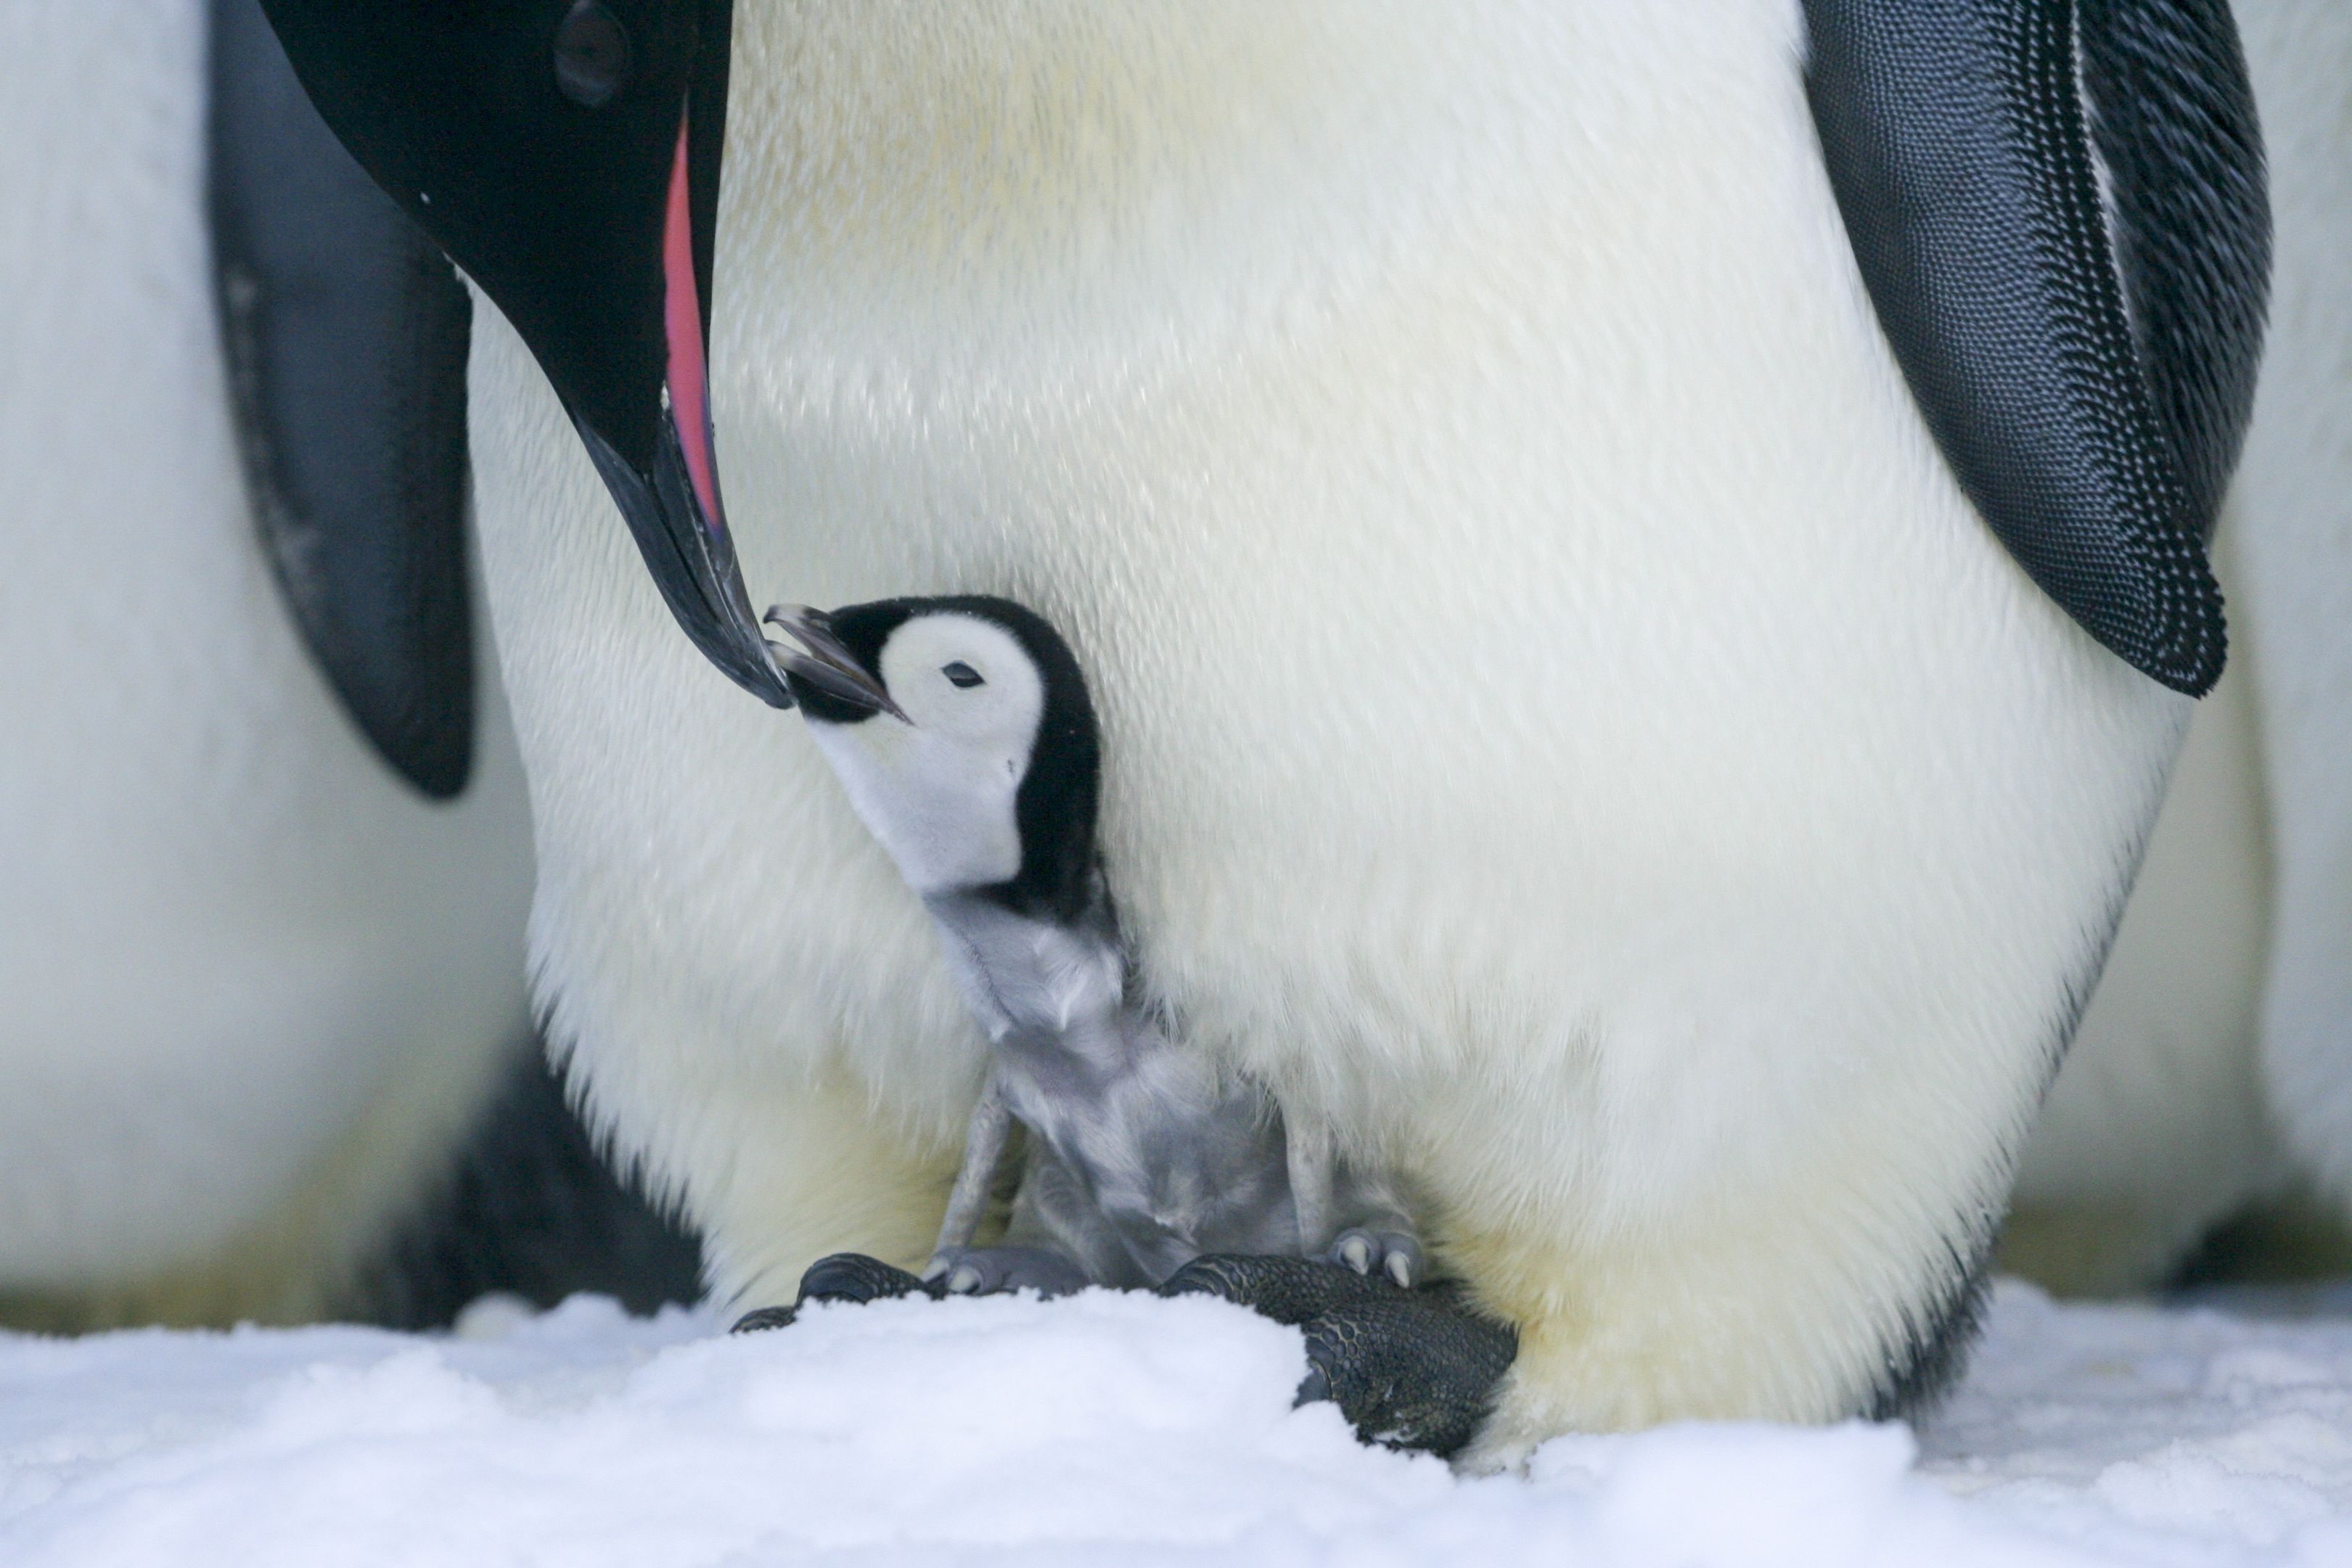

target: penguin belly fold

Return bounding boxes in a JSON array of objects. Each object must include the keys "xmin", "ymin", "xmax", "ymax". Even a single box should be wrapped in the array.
[{"xmin": 464, "ymin": 0, "xmax": 2191, "ymax": 1446}]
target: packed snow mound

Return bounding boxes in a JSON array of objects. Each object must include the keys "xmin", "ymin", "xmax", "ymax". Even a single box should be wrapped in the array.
[{"xmin": 4, "ymin": 1281, "xmax": 2352, "ymax": 1566}]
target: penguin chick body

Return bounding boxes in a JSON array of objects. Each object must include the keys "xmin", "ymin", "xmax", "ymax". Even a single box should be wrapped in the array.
[{"xmin": 771, "ymin": 597, "xmax": 1422, "ymax": 1292}]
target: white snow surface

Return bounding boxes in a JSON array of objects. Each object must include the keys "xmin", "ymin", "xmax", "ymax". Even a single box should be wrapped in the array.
[{"xmin": 6, "ymin": 1281, "xmax": 2352, "ymax": 1567}]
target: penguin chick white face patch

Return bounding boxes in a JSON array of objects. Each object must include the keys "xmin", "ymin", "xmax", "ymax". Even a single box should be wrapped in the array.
[{"xmin": 804, "ymin": 614, "xmax": 1045, "ymax": 895}]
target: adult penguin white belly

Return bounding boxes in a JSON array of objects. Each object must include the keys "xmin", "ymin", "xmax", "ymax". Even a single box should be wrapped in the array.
[
  {"xmin": 263, "ymin": 0, "xmax": 2264, "ymax": 1449},
  {"xmin": 0, "ymin": 1, "xmax": 694, "ymax": 1328}
]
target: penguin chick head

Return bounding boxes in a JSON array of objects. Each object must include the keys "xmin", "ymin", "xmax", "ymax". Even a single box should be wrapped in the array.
[{"xmin": 766, "ymin": 598, "xmax": 1101, "ymax": 920}]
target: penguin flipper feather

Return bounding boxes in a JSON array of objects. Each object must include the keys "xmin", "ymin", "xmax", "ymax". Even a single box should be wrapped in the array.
[
  {"xmin": 208, "ymin": 0, "xmax": 475, "ymax": 795},
  {"xmin": 1801, "ymin": 0, "xmax": 2269, "ymax": 697}
]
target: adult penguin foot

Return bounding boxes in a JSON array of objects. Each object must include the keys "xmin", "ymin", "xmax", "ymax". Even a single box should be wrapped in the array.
[
  {"xmin": 729, "ymin": 1252, "xmax": 937, "ymax": 1333},
  {"xmin": 1160, "ymin": 1255, "xmax": 1517, "ymax": 1459}
]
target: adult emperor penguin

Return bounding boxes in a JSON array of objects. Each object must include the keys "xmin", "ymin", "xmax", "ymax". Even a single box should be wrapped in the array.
[
  {"xmin": 2228, "ymin": 0, "xmax": 2352, "ymax": 1247},
  {"xmin": 2003, "ymin": 0, "xmax": 2351, "ymax": 1297},
  {"xmin": 0, "ymin": 0, "xmax": 695, "ymax": 1329},
  {"xmin": 260, "ymin": 0, "xmax": 2265, "ymax": 1454}
]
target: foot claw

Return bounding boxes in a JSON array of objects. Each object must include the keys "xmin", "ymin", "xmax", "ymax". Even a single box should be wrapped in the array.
[
  {"xmin": 925, "ymin": 1245, "xmax": 1089, "ymax": 1299},
  {"xmin": 1325, "ymin": 1228, "xmax": 1423, "ymax": 1291},
  {"xmin": 729, "ymin": 1304, "xmax": 799, "ymax": 1334},
  {"xmin": 798, "ymin": 1252, "xmax": 935, "ymax": 1306},
  {"xmin": 729, "ymin": 1252, "xmax": 932, "ymax": 1333}
]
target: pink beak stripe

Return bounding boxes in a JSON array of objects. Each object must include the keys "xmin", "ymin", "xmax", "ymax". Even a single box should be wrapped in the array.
[{"xmin": 663, "ymin": 118, "xmax": 724, "ymax": 536}]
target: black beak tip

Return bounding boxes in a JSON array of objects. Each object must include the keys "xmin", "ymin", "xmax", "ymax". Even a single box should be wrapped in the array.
[{"xmin": 573, "ymin": 410, "xmax": 796, "ymax": 710}]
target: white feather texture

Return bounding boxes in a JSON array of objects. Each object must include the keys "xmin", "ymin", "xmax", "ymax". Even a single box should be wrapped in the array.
[
  {"xmin": 0, "ymin": 1, "xmax": 535, "ymax": 1318},
  {"xmin": 2004, "ymin": 0, "xmax": 2352, "ymax": 1296},
  {"xmin": 2232, "ymin": 1, "xmax": 2352, "ymax": 1216},
  {"xmin": 2007, "ymin": 534, "xmax": 2275, "ymax": 1294},
  {"xmin": 467, "ymin": 0, "xmax": 2186, "ymax": 1449}
]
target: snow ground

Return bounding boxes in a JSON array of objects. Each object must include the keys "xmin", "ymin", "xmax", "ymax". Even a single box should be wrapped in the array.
[{"xmin": 5, "ymin": 1283, "xmax": 2352, "ymax": 1567}]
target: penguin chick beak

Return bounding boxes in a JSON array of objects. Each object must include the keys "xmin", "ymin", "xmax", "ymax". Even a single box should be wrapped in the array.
[{"xmin": 763, "ymin": 605, "xmax": 910, "ymax": 723}]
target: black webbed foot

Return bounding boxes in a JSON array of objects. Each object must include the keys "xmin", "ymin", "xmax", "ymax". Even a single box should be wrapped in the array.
[
  {"xmin": 1159, "ymin": 1254, "xmax": 1517, "ymax": 1459},
  {"xmin": 729, "ymin": 1252, "xmax": 938, "ymax": 1333}
]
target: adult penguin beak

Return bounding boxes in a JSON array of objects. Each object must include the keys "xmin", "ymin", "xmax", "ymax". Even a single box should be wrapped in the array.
[
  {"xmin": 255, "ymin": 0, "xmax": 792, "ymax": 709},
  {"xmin": 763, "ymin": 606, "xmax": 910, "ymax": 723},
  {"xmin": 573, "ymin": 118, "xmax": 792, "ymax": 710}
]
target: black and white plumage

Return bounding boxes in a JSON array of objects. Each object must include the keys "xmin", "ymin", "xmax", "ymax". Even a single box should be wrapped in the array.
[
  {"xmin": 765, "ymin": 597, "xmax": 1424, "ymax": 1294},
  {"xmin": 1805, "ymin": 1, "xmax": 2265, "ymax": 695},
  {"xmin": 2006, "ymin": 0, "xmax": 2352, "ymax": 1294},
  {"xmin": 0, "ymin": 0, "xmax": 695, "ymax": 1329},
  {"xmin": 258, "ymin": 0, "xmax": 2270, "ymax": 1457}
]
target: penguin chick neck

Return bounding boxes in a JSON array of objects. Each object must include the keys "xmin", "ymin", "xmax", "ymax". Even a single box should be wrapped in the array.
[{"xmin": 772, "ymin": 594, "xmax": 1136, "ymax": 1078}]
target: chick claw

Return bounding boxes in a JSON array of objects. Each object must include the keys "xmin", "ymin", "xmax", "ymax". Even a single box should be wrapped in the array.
[
  {"xmin": 921, "ymin": 1245, "xmax": 1090, "ymax": 1299},
  {"xmin": 1328, "ymin": 1228, "xmax": 1425, "ymax": 1289}
]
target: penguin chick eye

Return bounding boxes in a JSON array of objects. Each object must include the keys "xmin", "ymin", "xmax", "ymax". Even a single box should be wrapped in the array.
[
  {"xmin": 941, "ymin": 662, "xmax": 986, "ymax": 689},
  {"xmin": 553, "ymin": 1, "xmax": 634, "ymax": 108}
]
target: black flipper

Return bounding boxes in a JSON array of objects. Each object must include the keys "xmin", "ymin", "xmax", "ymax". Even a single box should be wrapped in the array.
[
  {"xmin": 1802, "ymin": 0, "xmax": 2269, "ymax": 697},
  {"xmin": 208, "ymin": 0, "xmax": 476, "ymax": 795},
  {"xmin": 1160, "ymin": 1255, "xmax": 1517, "ymax": 1460}
]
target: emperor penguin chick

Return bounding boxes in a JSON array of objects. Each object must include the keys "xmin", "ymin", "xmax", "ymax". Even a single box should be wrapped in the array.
[{"xmin": 766, "ymin": 596, "xmax": 1420, "ymax": 1293}]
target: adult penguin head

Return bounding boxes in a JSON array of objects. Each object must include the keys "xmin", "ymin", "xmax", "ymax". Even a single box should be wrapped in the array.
[{"xmin": 260, "ymin": 0, "xmax": 789, "ymax": 707}]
